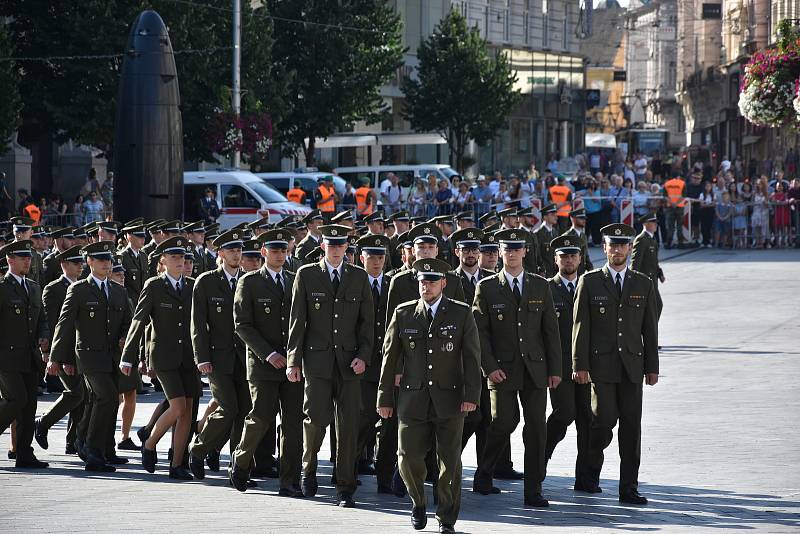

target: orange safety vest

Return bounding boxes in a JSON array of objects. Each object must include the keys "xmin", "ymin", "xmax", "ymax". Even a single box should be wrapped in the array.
[
  {"xmin": 664, "ymin": 178, "xmax": 686, "ymax": 207},
  {"xmin": 287, "ymin": 188, "xmax": 306, "ymax": 204},
  {"xmin": 24, "ymin": 204, "xmax": 41, "ymax": 224},
  {"xmin": 355, "ymin": 186, "xmax": 373, "ymax": 215},
  {"xmin": 317, "ymin": 185, "xmax": 335, "ymax": 213},
  {"xmin": 549, "ymin": 185, "xmax": 572, "ymax": 217}
]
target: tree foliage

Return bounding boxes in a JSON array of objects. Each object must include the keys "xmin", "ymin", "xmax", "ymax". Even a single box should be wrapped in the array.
[
  {"xmin": 0, "ymin": 23, "xmax": 21, "ymax": 155},
  {"xmin": 265, "ymin": 0, "xmax": 405, "ymax": 164},
  {"xmin": 402, "ymin": 9, "xmax": 521, "ymax": 173}
]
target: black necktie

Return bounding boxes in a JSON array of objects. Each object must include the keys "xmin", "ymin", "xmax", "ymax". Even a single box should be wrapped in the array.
[
  {"xmin": 275, "ymin": 273, "xmax": 283, "ymax": 293},
  {"xmin": 426, "ymin": 307, "xmax": 434, "ymax": 326},
  {"xmin": 471, "ymin": 275, "xmax": 478, "ymax": 287},
  {"xmin": 615, "ymin": 273, "xmax": 622, "ymax": 298},
  {"xmin": 230, "ymin": 277, "xmax": 237, "ymax": 293},
  {"xmin": 513, "ymin": 278, "xmax": 521, "ymax": 304},
  {"xmin": 567, "ymin": 281, "xmax": 575, "ymax": 299},
  {"xmin": 20, "ymin": 278, "xmax": 28, "ymax": 296},
  {"xmin": 372, "ymin": 279, "xmax": 380, "ymax": 305},
  {"xmin": 98, "ymin": 280, "xmax": 108, "ymax": 302},
  {"xmin": 176, "ymin": 280, "xmax": 182, "ymax": 294},
  {"xmin": 332, "ymin": 269, "xmax": 340, "ymax": 293}
]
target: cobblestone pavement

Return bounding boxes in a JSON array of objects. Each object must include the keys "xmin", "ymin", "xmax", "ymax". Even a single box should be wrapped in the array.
[{"xmin": 2, "ymin": 248, "xmax": 799, "ymax": 533}]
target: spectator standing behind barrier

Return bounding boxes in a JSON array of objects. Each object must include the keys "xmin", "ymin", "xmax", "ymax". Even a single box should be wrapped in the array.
[
  {"xmin": 733, "ymin": 192, "xmax": 748, "ymax": 249},
  {"xmin": 454, "ymin": 181, "xmax": 473, "ymax": 212},
  {"xmin": 434, "ymin": 179, "xmax": 453, "ymax": 215},
  {"xmin": 100, "ymin": 172, "xmax": 114, "ymax": 212},
  {"xmin": 381, "ymin": 173, "xmax": 402, "ymax": 213},
  {"xmin": 341, "ymin": 182, "xmax": 356, "ymax": 212},
  {"xmin": 83, "ymin": 191, "xmax": 104, "ymax": 223},
  {"xmin": 751, "ymin": 181, "xmax": 770, "ymax": 249},
  {"xmin": 685, "ymin": 172, "xmax": 704, "ymax": 245},
  {"xmin": 632, "ymin": 182, "xmax": 651, "ymax": 232},
  {"xmin": 788, "ymin": 179, "xmax": 800, "ymax": 247},
  {"xmin": 472, "ymin": 176, "xmax": 492, "ymax": 219},
  {"xmin": 715, "ymin": 191, "xmax": 733, "ymax": 248},
  {"xmin": 71, "ymin": 195, "xmax": 85, "ymax": 227},
  {"xmin": 771, "ymin": 182, "xmax": 791, "ymax": 248},
  {"xmin": 582, "ymin": 179, "xmax": 603, "ymax": 245},
  {"xmin": 698, "ymin": 181, "xmax": 715, "ymax": 248},
  {"xmin": 80, "ymin": 168, "xmax": 101, "ymax": 197},
  {"xmin": 407, "ymin": 179, "xmax": 427, "ymax": 217},
  {"xmin": 492, "ymin": 181, "xmax": 510, "ymax": 211}
]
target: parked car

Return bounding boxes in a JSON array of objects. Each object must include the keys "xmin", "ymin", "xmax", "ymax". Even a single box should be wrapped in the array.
[{"xmin": 184, "ymin": 169, "xmax": 310, "ymax": 229}]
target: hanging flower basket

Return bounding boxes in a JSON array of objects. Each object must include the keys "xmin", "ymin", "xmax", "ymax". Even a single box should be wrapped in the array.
[
  {"xmin": 206, "ymin": 110, "xmax": 273, "ymax": 161},
  {"xmin": 794, "ymin": 78, "xmax": 800, "ymax": 123}
]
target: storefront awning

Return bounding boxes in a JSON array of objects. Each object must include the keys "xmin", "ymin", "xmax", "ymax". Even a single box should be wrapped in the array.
[
  {"xmin": 307, "ymin": 132, "xmax": 448, "ymax": 149},
  {"xmin": 378, "ymin": 133, "xmax": 447, "ymax": 146},
  {"xmin": 309, "ymin": 135, "xmax": 377, "ymax": 149}
]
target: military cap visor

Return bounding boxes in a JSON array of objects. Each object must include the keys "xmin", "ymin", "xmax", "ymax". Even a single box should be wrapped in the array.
[
  {"xmin": 112, "ymin": 263, "xmax": 126, "ymax": 273},
  {"xmin": 1, "ymin": 239, "xmax": 33, "ymax": 257},
  {"xmin": 639, "ymin": 213, "xmax": 658, "ymax": 224},
  {"xmin": 50, "ymin": 227, "xmax": 75, "ymax": 239},
  {"xmin": 569, "ymin": 207, "xmax": 587, "ymax": 218},
  {"xmin": 242, "ymin": 240, "xmax": 263, "ymax": 256},
  {"xmin": 57, "ymin": 245, "xmax": 84, "ymax": 263},
  {"xmin": 319, "ymin": 225, "xmax": 350, "ymax": 244},
  {"xmin": 357, "ymin": 234, "xmax": 389, "ymax": 255},
  {"xmin": 11, "ymin": 216, "xmax": 35, "ymax": 231},
  {"xmin": 161, "ymin": 221, "xmax": 183, "ymax": 233},
  {"xmin": 258, "ymin": 229, "xmax": 291, "ymax": 249},
  {"xmin": 497, "ymin": 208, "xmax": 518, "ymax": 219}
]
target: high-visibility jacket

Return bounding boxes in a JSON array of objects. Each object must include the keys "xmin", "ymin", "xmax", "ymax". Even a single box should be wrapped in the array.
[
  {"xmin": 355, "ymin": 186, "xmax": 374, "ymax": 215},
  {"xmin": 24, "ymin": 204, "xmax": 41, "ymax": 224},
  {"xmin": 549, "ymin": 184, "xmax": 572, "ymax": 217},
  {"xmin": 317, "ymin": 185, "xmax": 336, "ymax": 213},
  {"xmin": 287, "ymin": 187, "xmax": 306, "ymax": 204},
  {"xmin": 664, "ymin": 178, "xmax": 686, "ymax": 207}
]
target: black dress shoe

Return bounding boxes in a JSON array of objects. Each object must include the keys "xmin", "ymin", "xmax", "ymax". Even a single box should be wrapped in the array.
[
  {"xmin": 278, "ymin": 484, "xmax": 305, "ymax": 498},
  {"xmin": 229, "ymin": 465, "xmax": 250, "ymax": 492},
  {"xmin": 494, "ymin": 467, "xmax": 524, "ymax": 480},
  {"xmin": 34, "ymin": 418, "xmax": 48, "ymax": 450},
  {"xmin": 302, "ymin": 474, "xmax": 318, "ymax": 497},
  {"xmin": 574, "ymin": 480, "xmax": 602, "ymax": 494},
  {"xmin": 411, "ymin": 506, "xmax": 427, "ymax": 530},
  {"xmin": 142, "ymin": 447, "xmax": 157, "ymax": 473},
  {"xmin": 118, "ymin": 438, "xmax": 141, "ymax": 451},
  {"xmin": 206, "ymin": 448, "xmax": 220, "ymax": 472},
  {"xmin": 169, "ymin": 466, "xmax": 193, "ymax": 481},
  {"xmin": 619, "ymin": 489, "xmax": 648, "ymax": 505},
  {"xmin": 247, "ymin": 479, "xmax": 258, "ymax": 488},
  {"xmin": 251, "ymin": 465, "xmax": 278, "ymax": 479},
  {"xmin": 106, "ymin": 454, "xmax": 129, "ymax": 465},
  {"xmin": 472, "ymin": 481, "xmax": 501, "ymax": 495},
  {"xmin": 7, "ymin": 451, "xmax": 16, "ymax": 460},
  {"xmin": 136, "ymin": 389, "xmax": 150, "ymax": 395},
  {"xmin": 524, "ymin": 493, "xmax": 549, "ymax": 507},
  {"xmin": 65, "ymin": 443, "xmax": 78, "ymax": 455},
  {"xmin": 337, "ymin": 493, "xmax": 355, "ymax": 508},
  {"xmin": 136, "ymin": 426, "xmax": 151, "ymax": 444},
  {"xmin": 84, "ymin": 448, "xmax": 114, "ymax": 472},
  {"xmin": 190, "ymin": 453, "xmax": 205, "ymax": 480},
  {"xmin": 16, "ymin": 456, "xmax": 49, "ymax": 469},
  {"xmin": 439, "ymin": 523, "xmax": 455, "ymax": 534}
]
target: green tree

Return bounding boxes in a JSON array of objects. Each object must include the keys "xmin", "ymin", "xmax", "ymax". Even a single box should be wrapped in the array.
[
  {"xmin": 402, "ymin": 9, "xmax": 521, "ymax": 173},
  {"xmin": 0, "ymin": 23, "xmax": 21, "ymax": 155},
  {"xmin": 1, "ymin": 1, "xmax": 285, "ymax": 165},
  {"xmin": 266, "ymin": 0, "xmax": 405, "ymax": 165}
]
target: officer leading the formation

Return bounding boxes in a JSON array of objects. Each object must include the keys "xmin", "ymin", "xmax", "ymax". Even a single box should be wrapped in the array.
[
  {"xmin": 287, "ymin": 224, "xmax": 374, "ymax": 508},
  {"xmin": 378, "ymin": 258, "xmax": 481, "ymax": 534},
  {"xmin": 572, "ymin": 223, "xmax": 659, "ymax": 505}
]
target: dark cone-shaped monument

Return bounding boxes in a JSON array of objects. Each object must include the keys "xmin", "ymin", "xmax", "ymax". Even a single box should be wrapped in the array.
[{"xmin": 113, "ymin": 10, "xmax": 183, "ymax": 222}]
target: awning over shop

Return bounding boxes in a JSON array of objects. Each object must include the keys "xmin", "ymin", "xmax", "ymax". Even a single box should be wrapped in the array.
[
  {"xmin": 378, "ymin": 133, "xmax": 447, "ymax": 146},
  {"xmin": 585, "ymin": 133, "xmax": 617, "ymax": 148},
  {"xmin": 307, "ymin": 132, "xmax": 448, "ymax": 149}
]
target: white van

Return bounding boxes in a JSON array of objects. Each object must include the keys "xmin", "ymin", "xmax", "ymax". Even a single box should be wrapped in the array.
[
  {"xmin": 334, "ymin": 164, "xmax": 460, "ymax": 201},
  {"xmin": 184, "ymin": 170, "xmax": 311, "ymax": 229},
  {"xmin": 255, "ymin": 171, "xmax": 348, "ymax": 206}
]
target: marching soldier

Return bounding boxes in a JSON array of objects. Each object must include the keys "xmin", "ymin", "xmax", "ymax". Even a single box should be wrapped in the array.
[
  {"xmin": 247, "ymin": 215, "xmax": 272, "ymax": 238},
  {"xmin": 572, "ymin": 223, "xmax": 659, "ymax": 505},
  {"xmin": 229, "ymin": 228, "xmax": 304, "ymax": 496},
  {"xmin": 184, "ymin": 221, "xmax": 210, "ymax": 278},
  {"xmin": 562, "ymin": 207, "xmax": 594, "ymax": 274},
  {"xmin": 387, "ymin": 232, "xmax": 413, "ymax": 277},
  {"xmin": 544, "ymin": 235, "xmax": 594, "ymax": 492},
  {"xmin": 471, "ymin": 229, "xmax": 562, "ymax": 507},
  {"xmin": 631, "ymin": 213, "xmax": 665, "ymax": 318},
  {"xmin": 377, "ymin": 258, "xmax": 481, "ymax": 534},
  {"xmin": 431, "ymin": 216, "xmax": 457, "ymax": 268},
  {"xmin": 282, "ymin": 228, "xmax": 302, "ymax": 273},
  {"xmin": 388, "ymin": 211, "xmax": 411, "ymax": 269},
  {"xmin": 287, "ymin": 224, "xmax": 374, "ymax": 508},
  {"xmin": 49, "ymin": 241, "xmax": 133, "ymax": 472},
  {"xmin": 188, "ymin": 229, "xmax": 251, "ymax": 482},
  {"xmin": 515, "ymin": 207, "xmax": 541, "ymax": 275},
  {"xmin": 478, "ymin": 232, "xmax": 500, "ymax": 272},
  {"xmin": 353, "ymin": 234, "xmax": 391, "ymax": 488},
  {"xmin": 0, "ymin": 239, "xmax": 50, "ymax": 469},
  {"xmin": 41, "ymin": 227, "xmax": 75, "ymax": 286},
  {"xmin": 240, "ymin": 239, "xmax": 264, "ymax": 272},
  {"xmin": 35, "ymin": 246, "xmax": 87, "ymax": 455},
  {"xmin": 294, "ymin": 210, "xmax": 324, "ymax": 264},
  {"xmin": 146, "ymin": 220, "xmax": 183, "ymax": 277},
  {"xmin": 364, "ymin": 211, "xmax": 385, "ymax": 236},
  {"xmin": 121, "ymin": 236, "xmax": 199, "ymax": 481},
  {"xmin": 330, "ymin": 210, "xmax": 355, "ymax": 229},
  {"xmin": 120, "ymin": 222, "xmax": 149, "ymax": 302},
  {"xmin": 534, "ymin": 204, "xmax": 559, "ymax": 278},
  {"xmin": 386, "ymin": 223, "xmax": 466, "ymax": 319}
]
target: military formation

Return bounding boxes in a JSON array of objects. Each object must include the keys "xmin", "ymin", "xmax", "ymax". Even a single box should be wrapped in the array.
[{"xmin": 0, "ymin": 205, "xmax": 663, "ymax": 533}]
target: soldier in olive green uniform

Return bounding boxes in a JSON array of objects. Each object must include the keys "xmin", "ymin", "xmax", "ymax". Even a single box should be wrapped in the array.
[
  {"xmin": 386, "ymin": 224, "xmax": 466, "ymax": 320},
  {"xmin": 188, "ymin": 229, "xmax": 251, "ymax": 480},
  {"xmin": 50, "ymin": 241, "xmax": 133, "ymax": 472},
  {"xmin": 534, "ymin": 203, "xmax": 559, "ymax": 278},
  {"xmin": 387, "ymin": 211, "xmax": 411, "ymax": 269},
  {"xmin": 515, "ymin": 207, "xmax": 542, "ymax": 275},
  {"xmin": 229, "ymin": 229, "xmax": 304, "ymax": 496},
  {"xmin": 120, "ymin": 223, "xmax": 149, "ymax": 302},
  {"xmin": 121, "ymin": 236, "xmax": 199, "ymax": 481},
  {"xmin": 431, "ymin": 216, "xmax": 457, "ymax": 269},
  {"xmin": 543, "ymin": 236, "xmax": 594, "ymax": 492},
  {"xmin": 378, "ymin": 259, "xmax": 481, "ymax": 534},
  {"xmin": 287, "ymin": 224, "xmax": 374, "ymax": 508},
  {"xmin": 185, "ymin": 221, "xmax": 211, "ymax": 278},
  {"xmin": 0, "ymin": 239, "xmax": 50, "ymax": 469},
  {"xmin": 41, "ymin": 227, "xmax": 76, "ymax": 287},
  {"xmin": 561, "ymin": 207, "xmax": 594, "ymax": 274},
  {"xmin": 35, "ymin": 246, "xmax": 87, "ymax": 455},
  {"xmin": 353, "ymin": 234, "xmax": 391, "ymax": 488},
  {"xmin": 572, "ymin": 223, "xmax": 659, "ymax": 505},
  {"xmin": 146, "ymin": 220, "xmax": 183, "ymax": 277},
  {"xmin": 293, "ymin": 210, "xmax": 324, "ymax": 264},
  {"xmin": 472, "ymin": 229, "xmax": 562, "ymax": 507},
  {"xmin": 631, "ymin": 213, "xmax": 664, "ymax": 318}
]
